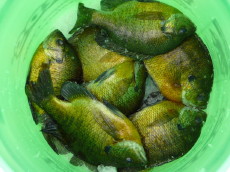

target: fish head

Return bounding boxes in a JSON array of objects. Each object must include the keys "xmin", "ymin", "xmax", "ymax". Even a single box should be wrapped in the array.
[
  {"xmin": 106, "ymin": 141, "xmax": 147, "ymax": 168},
  {"xmin": 43, "ymin": 30, "xmax": 68, "ymax": 64},
  {"xmin": 161, "ymin": 14, "xmax": 196, "ymax": 38},
  {"xmin": 181, "ymin": 73, "xmax": 212, "ymax": 109},
  {"xmin": 178, "ymin": 106, "xmax": 207, "ymax": 129}
]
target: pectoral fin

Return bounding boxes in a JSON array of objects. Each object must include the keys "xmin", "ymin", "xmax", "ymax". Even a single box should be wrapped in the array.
[
  {"xmin": 93, "ymin": 109, "xmax": 123, "ymax": 141},
  {"xmin": 61, "ymin": 82, "xmax": 95, "ymax": 101}
]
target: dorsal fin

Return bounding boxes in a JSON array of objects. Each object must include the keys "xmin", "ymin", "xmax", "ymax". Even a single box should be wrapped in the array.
[
  {"xmin": 100, "ymin": 0, "xmax": 133, "ymax": 11},
  {"xmin": 94, "ymin": 68, "xmax": 116, "ymax": 84},
  {"xmin": 61, "ymin": 82, "xmax": 95, "ymax": 101},
  {"xmin": 103, "ymin": 100, "xmax": 126, "ymax": 119}
]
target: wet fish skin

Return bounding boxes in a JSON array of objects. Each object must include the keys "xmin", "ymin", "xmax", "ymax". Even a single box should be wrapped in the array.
[
  {"xmin": 144, "ymin": 35, "xmax": 213, "ymax": 109},
  {"xmin": 28, "ymin": 30, "xmax": 82, "ymax": 95},
  {"xmin": 86, "ymin": 61, "xmax": 147, "ymax": 115},
  {"xmin": 26, "ymin": 29, "xmax": 82, "ymax": 119},
  {"xmin": 68, "ymin": 27, "xmax": 132, "ymax": 82},
  {"xmin": 131, "ymin": 101, "xmax": 207, "ymax": 166},
  {"xmin": 28, "ymin": 69, "xmax": 147, "ymax": 168},
  {"xmin": 70, "ymin": 1, "xmax": 196, "ymax": 57},
  {"xmin": 25, "ymin": 30, "xmax": 82, "ymax": 153}
]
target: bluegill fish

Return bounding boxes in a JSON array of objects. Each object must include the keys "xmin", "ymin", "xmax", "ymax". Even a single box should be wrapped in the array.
[
  {"xmin": 28, "ymin": 69, "xmax": 147, "ymax": 168},
  {"xmin": 69, "ymin": 27, "xmax": 132, "ymax": 82},
  {"xmin": 26, "ymin": 30, "xmax": 82, "ymax": 153},
  {"xmin": 144, "ymin": 35, "xmax": 213, "ymax": 109},
  {"xmin": 131, "ymin": 101, "xmax": 206, "ymax": 166},
  {"xmin": 86, "ymin": 61, "xmax": 147, "ymax": 115},
  {"xmin": 70, "ymin": 1, "xmax": 196, "ymax": 56}
]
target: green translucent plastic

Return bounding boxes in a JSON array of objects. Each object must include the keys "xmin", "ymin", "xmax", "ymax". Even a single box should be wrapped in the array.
[{"xmin": 0, "ymin": 0, "xmax": 230, "ymax": 171}]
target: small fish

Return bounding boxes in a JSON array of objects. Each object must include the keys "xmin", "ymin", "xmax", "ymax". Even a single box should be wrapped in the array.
[
  {"xmin": 144, "ymin": 35, "xmax": 213, "ymax": 109},
  {"xmin": 86, "ymin": 61, "xmax": 147, "ymax": 115},
  {"xmin": 131, "ymin": 101, "xmax": 207, "ymax": 166},
  {"xmin": 70, "ymin": 1, "xmax": 196, "ymax": 56},
  {"xmin": 28, "ymin": 69, "xmax": 147, "ymax": 168},
  {"xmin": 68, "ymin": 27, "xmax": 132, "ymax": 82},
  {"xmin": 25, "ymin": 30, "xmax": 82, "ymax": 153}
]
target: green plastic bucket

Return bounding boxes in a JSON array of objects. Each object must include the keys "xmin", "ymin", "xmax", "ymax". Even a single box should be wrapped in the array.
[{"xmin": 0, "ymin": 0, "xmax": 230, "ymax": 171}]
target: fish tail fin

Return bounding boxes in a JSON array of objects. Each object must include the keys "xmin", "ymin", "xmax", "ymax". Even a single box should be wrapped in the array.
[
  {"xmin": 28, "ymin": 69, "xmax": 54, "ymax": 106},
  {"xmin": 69, "ymin": 3, "xmax": 95, "ymax": 34},
  {"xmin": 61, "ymin": 82, "xmax": 95, "ymax": 101}
]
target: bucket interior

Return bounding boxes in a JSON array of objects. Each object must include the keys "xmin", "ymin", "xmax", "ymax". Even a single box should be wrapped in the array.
[{"xmin": 0, "ymin": 0, "xmax": 230, "ymax": 171}]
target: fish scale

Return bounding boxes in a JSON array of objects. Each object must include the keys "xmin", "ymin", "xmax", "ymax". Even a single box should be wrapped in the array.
[
  {"xmin": 131, "ymin": 101, "xmax": 206, "ymax": 166},
  {"xmin": 28, "ymin": 70, "xmax": 147, "ymax": 168},
  {"xmin": 71, "ymin": 1, "xmax": 196, "ymax": 57}
]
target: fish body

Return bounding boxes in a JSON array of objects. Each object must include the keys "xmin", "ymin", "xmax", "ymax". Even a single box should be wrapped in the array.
[
  {"xmin": 131, "ymin": 101, "xmax": 206, "ymax": 166},
  {"xmin": 26, "ymin": 29, "xmax": 82, "ymax": 121},
  {"xmin": 26, "ymin": 30, "xmax": 82, "ymax": 153},
  {"xmin": 86, "ymin": 61, "xmax": 147, "ymax": 115},
  {"xmin": 69, "ymin": 27, "xmax": 132, "ymax": 82},
  {"xmin": 144, "ymin": 35, "xmax": 213, "ymax": 109},
  {"xmin": 28, "ymin": 69, "xmax": 147, "ymax": 168},
  {"xmin": 71, "ymin": 1, "xmax": 196, "ymax": 57}
]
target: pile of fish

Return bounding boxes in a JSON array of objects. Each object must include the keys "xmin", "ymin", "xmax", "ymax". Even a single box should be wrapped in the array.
[{"xmin": 25, "ymin": 0, "xmax": 213, "ymax": 170}]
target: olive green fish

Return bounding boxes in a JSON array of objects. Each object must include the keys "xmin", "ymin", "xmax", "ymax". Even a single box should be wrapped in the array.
[
  {"xmin": 28, "ymin": 69, "xmax": 147, "ymax": 168},
  {"xmin": 131, "ymin": 101, "xmax": 206, "ymax": 166},
  {"xmin": 86, "ymin": 61, "xmax": 147, "ymax": 115},
  {"xmin": 69, "ymin": 27, "xmax": 132, "ymax": 82},
  {"xmin": 144, "ymin": 35, "xmax": 213, "ymax": 109},
  {"xmin": 25, "ymin": 30, "xmax": 82, "ymax": 153},
  {"xmin": 70, "ymin": 1, "xmax": 196, "ymax": 57}
]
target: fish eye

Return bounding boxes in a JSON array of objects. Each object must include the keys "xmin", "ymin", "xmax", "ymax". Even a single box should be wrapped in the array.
[
  {"xmin": 177, "ymin": 124, "xmax": 184, "ymax": 130},
  {"xmin": 179, "ymin": 28, "xmax": 187, "ymax": 35},
  {"xmin": 188, "ymin": 75, "xmax": 196, "ymax": 82},
  {"xmin": 56, "ymin": 39, "xmax": 64, "ymax": 46},
  {"xmin": 126, "ymin": 157, "xmax": 132, "ymax": 163},
  {"xmin": 195, "ymin": 117, "xmax": 202, "ymax": 124},
  {"xmin": 104, "ymin": 146, "xmax": 111, "ymax": 154},
  {"xmin": 197, "ymin": 93, "xmax": 205, "ymax": 101}
]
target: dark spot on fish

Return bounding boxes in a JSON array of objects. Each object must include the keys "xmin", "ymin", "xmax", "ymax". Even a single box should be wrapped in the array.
[
  {"xmin": 188, "ymin": 75, "xmax": 196, "ymax": 82},
  {"xmin": 126, "ymin": 157, "xmax": 132, "ymax": 162},
  {"xmin": 95, "ymin": 68, "xmax": 115, "ymax": 83},
  {"xmin": 134, "ymin": 85, "xmax": 139, "ymax": 92},
  {"xmin": 179, "ymin": 28, "xmax": 187, "ymax": 35},
  {"xmin": 134, "ymin": 12, "xmax": 165, "ymax": 20},
  {"xmin": 56, "ymin": 59, "xmax": 63, "ymax": 64},
  {"xmin": 104, "ymin": 146, "xmax": 111, "ymax": 153},
  {"xmin": 161, "ymin": 26, "xmax": 166, "ymax": 33},
  {"xmin": 195, "ymin": 117, "xmax": 202, "ymax": 124},
  {"xmin": 177, "ymin": 124, "xmax": 184, "ymax": 130},
  {"xmin": 56, "ymin": 39, "xmax": 64, "ymax": 46}
]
